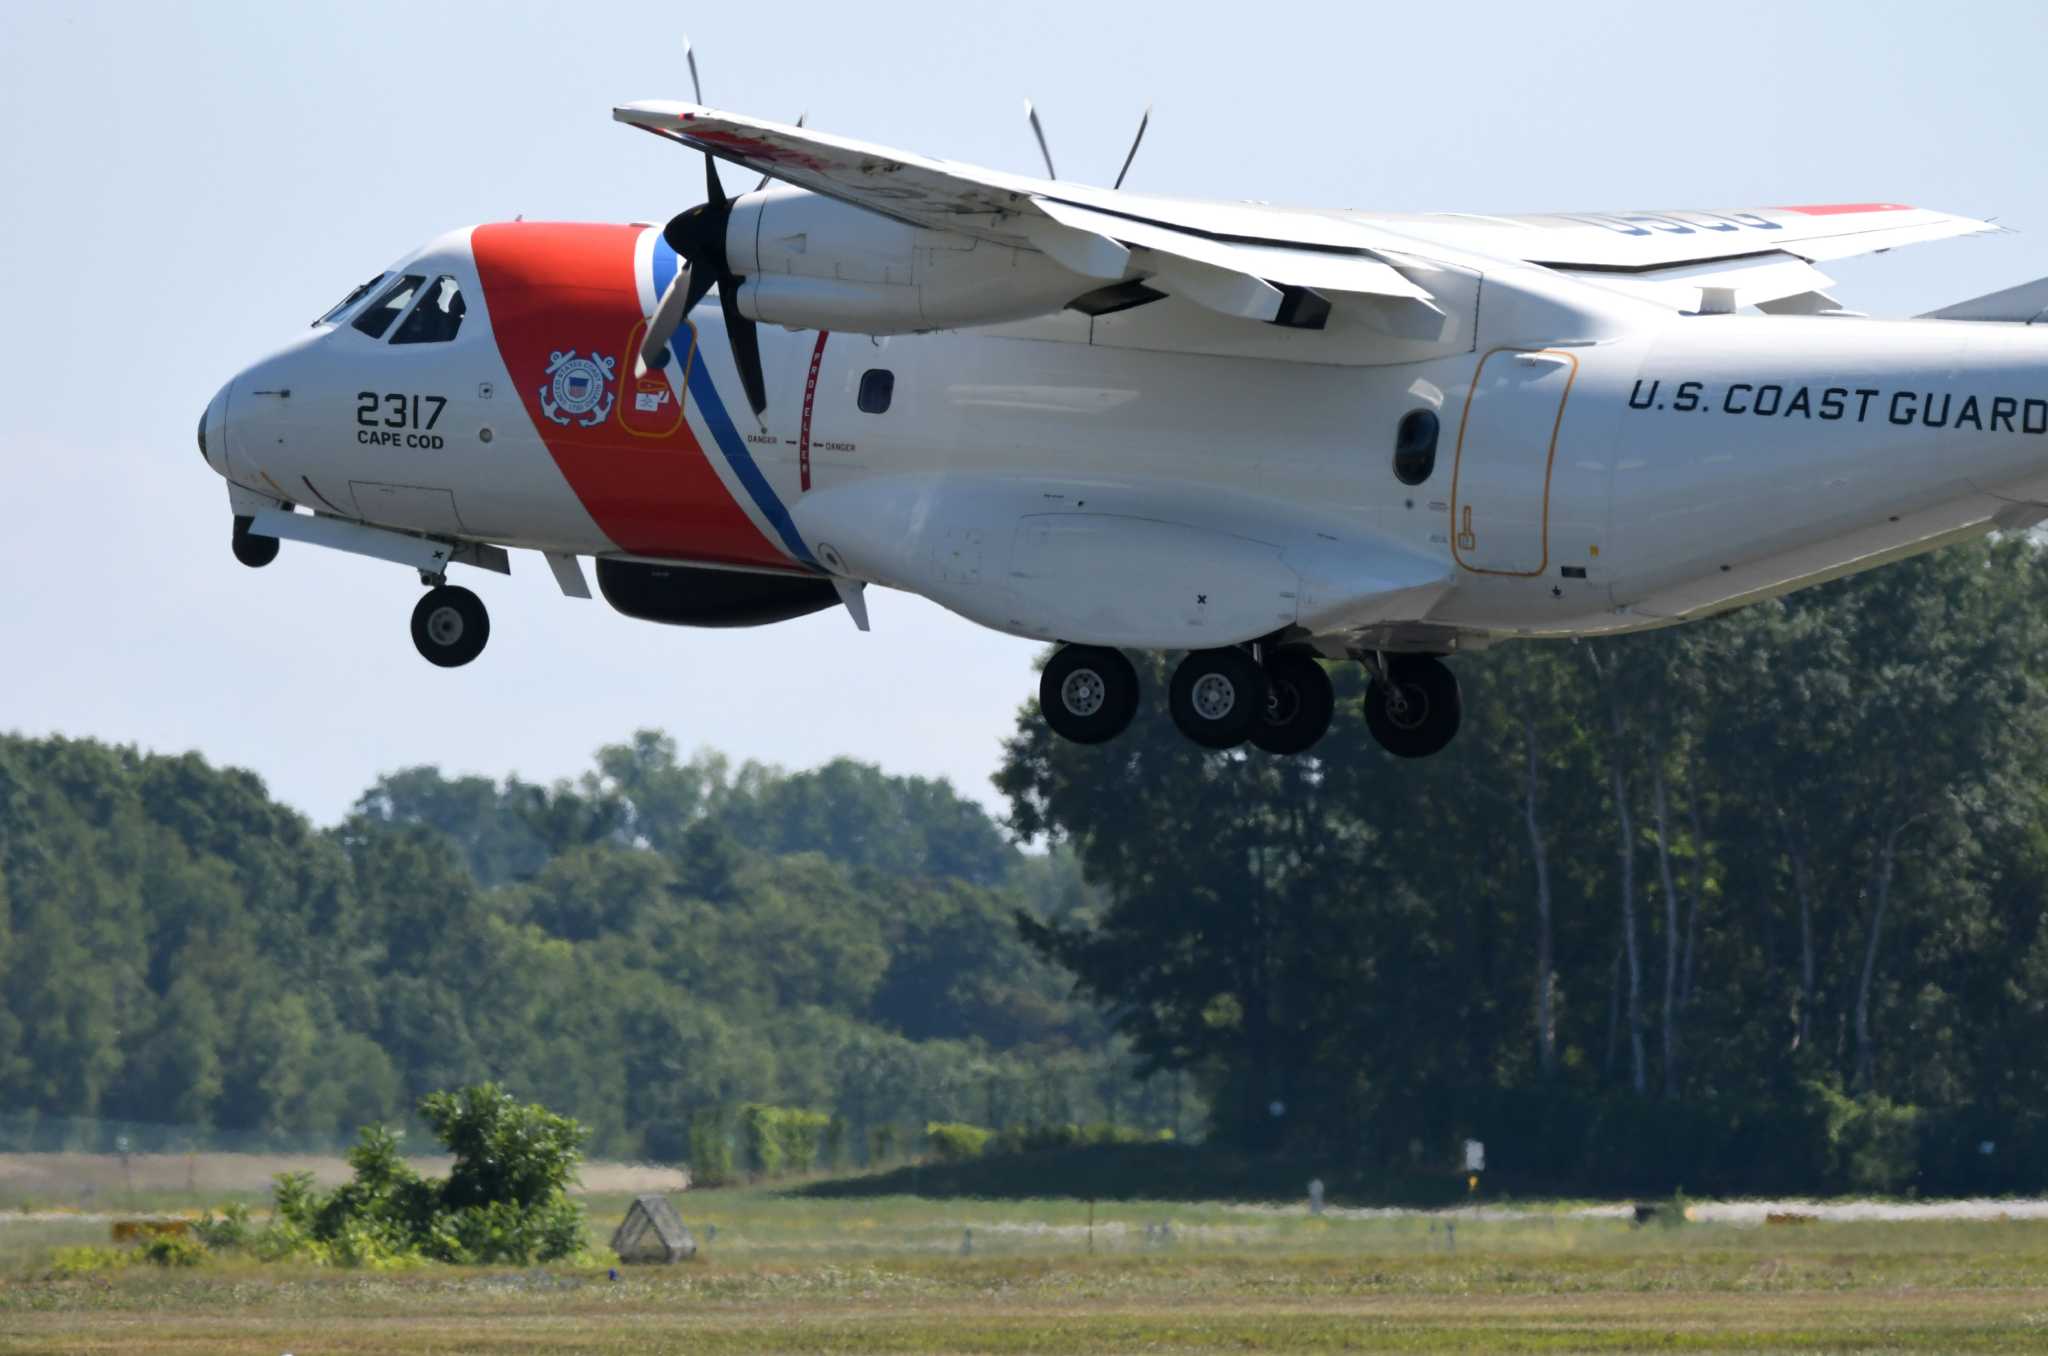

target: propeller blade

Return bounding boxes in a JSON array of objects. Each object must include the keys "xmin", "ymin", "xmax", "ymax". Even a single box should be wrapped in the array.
[
  {"xmin": 720, "ymin": 284, "xmax": 768, "ymax": 418},
  {"xmin": 1113, "ymin": 104, "xmax": 1152, "ymax": 191},
  {"xmin": 706, "ymin": 150, "xmax": 727, "ymax": 208},
  {"xmin": 684, "ymin": 38, "xmax": 702, "ymax": 104},
  {"xmin": 636, "ymin": 260, "xmax": 694, "ymax": 379},
  {"xmin": 1024, "ymin": 99, "xmax": 1056, "ymax": 181}
]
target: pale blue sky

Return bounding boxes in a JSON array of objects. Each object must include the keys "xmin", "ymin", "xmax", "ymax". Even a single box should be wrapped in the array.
[{"xmin": 1, "ymin": 1, "xmax": 2042, "ymax": 823}]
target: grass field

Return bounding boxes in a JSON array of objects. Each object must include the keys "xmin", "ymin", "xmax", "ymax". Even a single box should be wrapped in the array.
[{"xmin": 7, "ymin": 1168, "xmax": 2048, "ymax": 1352}]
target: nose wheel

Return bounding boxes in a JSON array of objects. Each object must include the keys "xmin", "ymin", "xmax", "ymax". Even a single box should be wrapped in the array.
[
  {"xmin": 1364, "ymin": 655, "xmax": 1461, "ymax": 758},
  {"xmin": 231, "ymin": 515, "xmax": 279, "ymax": 569},
  {"xmin": 411, "ymin": 585, "xmax": 490, "ymax": 668},
  {"xmin": 1040, "ymin": 645, "xmax": 1140, "ymax": 744}
]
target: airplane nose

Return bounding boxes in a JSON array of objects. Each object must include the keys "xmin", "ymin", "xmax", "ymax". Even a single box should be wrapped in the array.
[{"xmin": 200, "ymin": 381, "xmax": 230, "ymax": 478}]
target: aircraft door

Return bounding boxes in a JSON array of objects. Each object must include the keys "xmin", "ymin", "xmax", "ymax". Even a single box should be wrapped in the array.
[{"xmin": 1448, "ymin": 347, "xmax": 1578, "ymax": 575}]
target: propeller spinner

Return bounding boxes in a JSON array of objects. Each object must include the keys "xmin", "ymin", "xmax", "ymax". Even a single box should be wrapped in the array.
[{"xmin": 636, "ymin": 42, "xmax": 770, "ymax": 419}]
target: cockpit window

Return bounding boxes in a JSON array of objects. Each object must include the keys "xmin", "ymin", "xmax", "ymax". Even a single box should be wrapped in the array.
[
  {"xmin": 352, "ymin": 274, "xmax": 426, "ymax": 339},
  {"xmin": 390, "ymin": 275, "xmax": 467, "ymax": 345},
  {"xmin": 314, "ymin": 273, "xmax": 388, "ymax": 327}
]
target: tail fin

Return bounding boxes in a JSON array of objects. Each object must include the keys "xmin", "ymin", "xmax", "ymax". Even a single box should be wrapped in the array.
[{"xmin": 1920, "ymin": 276, "xmax": 2048, "ymax": 324}]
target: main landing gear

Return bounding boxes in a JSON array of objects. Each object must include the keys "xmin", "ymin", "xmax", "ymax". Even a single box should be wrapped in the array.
[
  {"xmin": 411, "ymin": 584, "xmax": 491, "ymax": 668},
  {"xmin": 1037, "ymin": 643, "xmax": 1461, "ymax": 759},
  {"xmin": 1361, "ymin": 653, "xmax": 1462, "ymax": 759}
]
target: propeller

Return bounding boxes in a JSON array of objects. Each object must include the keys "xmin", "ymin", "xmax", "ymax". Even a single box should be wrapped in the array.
[
  {"xmin": 1023, "ymin": 99, "xmax": 1057, "ymax": 180},
  {"xmin": 1113, "ymin": 104, "xmax": 1151, "ymax": 191},
  {"xmin": 1023, "ymin": 99, "xmax": 1152, "ymax": 189},
  {"xmin": 635, "ymin": 41, "xmax": 769, "ymax": 419}
]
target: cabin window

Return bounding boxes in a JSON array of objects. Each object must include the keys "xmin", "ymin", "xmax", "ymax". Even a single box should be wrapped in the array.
[
  {"xmin": 353, "ymin": 274, "xmax": 425, "ymax": 339},
  {"xmin": 858, "ymin": 368, "xmax": 895, "ymax": 414},
  {"xmin": 1393, "ymin": 409, "xmax": 1440, "ymax": 485},
  {"xmin": 314, "ymin": 273, "xmax": 387, "ymax": 327},
  {"xmin": 390, "ymin": 275, "xmax": 467, "ymax": 345}
]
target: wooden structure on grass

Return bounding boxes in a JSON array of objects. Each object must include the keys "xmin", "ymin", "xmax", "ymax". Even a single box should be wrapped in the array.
[{"xmin": 610, "ymin": 1194, "xmax": 696, "ymax": 1263}]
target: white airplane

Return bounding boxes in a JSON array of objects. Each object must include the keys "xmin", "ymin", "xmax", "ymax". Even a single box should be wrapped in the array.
[{"xmin": 201, "ymin": 89, "xmax": 2048, "ymax": 760}]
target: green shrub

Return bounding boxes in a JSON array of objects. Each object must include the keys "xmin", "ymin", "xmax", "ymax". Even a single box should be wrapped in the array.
[
  {"xmin": 1814, "ymin": 1082, "xmax": 1922, "ymax": 1193},
  {"xmin": 250, "ymin": 1083, "xmax": 590, "ymax": 1266},
  {"xmin": 688, "ymin": 1109, "xmax": 736, "ymax": 1188},
  {"xmin": 738, "ymin": 1104, "xmax": 831, "ymax": 1179},
  {"xmin": 992, "ymin": 1122, "xmax": 1155, "ymax": 1155},
  {"xmin": 193, "ymin": 1202, "xmax": 254, "ymax": 1252},
  {"xmin": 49, "ymin": 1245, "xmax": 132, "ymax": 1274},
  {"xmin": 141, "ymin": 1232, "xmax": 207, "ymax": 1268},
  {"xmin": 926, "ymin": 1121, "xmax": 993, "ymax": 1162}
]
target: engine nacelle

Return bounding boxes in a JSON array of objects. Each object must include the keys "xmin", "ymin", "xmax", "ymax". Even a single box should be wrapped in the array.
[
  {"xmin": 596, "ymin": 559, "xmax": 840, "ymax": 628},
  {"xmin": 725, "ymin": 186, "xmax": 1091, "ymax": 334}
]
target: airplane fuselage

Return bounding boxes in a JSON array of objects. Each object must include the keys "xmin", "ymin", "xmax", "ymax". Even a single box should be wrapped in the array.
[{"xmin": 208, "ymin": 221, "xmax": 2048, "ymax": 658}]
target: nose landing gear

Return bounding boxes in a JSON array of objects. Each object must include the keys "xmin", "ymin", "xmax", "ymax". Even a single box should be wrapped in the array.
[
  {"xmin": 1362, "ymin": 654, "xmax": 1462, "ymax": 758},
  {"xmin": 410, "ymin": 585, "xmax": 491, "ymax": 668},
  {"xmin": 231, "ymin": 514, "xmax": 279, "ymax": 569}
]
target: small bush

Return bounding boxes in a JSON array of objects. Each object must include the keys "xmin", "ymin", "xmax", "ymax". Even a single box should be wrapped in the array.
[
  {"xmin": 49, "ymin": 1246, "xmax": 132, "ymax": 1274},
  {"xmin": 926, "ymin": 1121, "xmax": 993, "ymax": 1163},
  {"xmin": 141, "ymin": 1233, "xmax": 207, "ymax": 1268},
  {"xmin": 689, "ymin": 1110, "xmax": 736, "ymax": 1188},
  {"xmin": 248, "ymin": 1083, "xmax": 590, "ymax": 1267},
  {"xmin": 992, "ymin": 1122, "xmax": 1156, "ymax": 1155},
  {"xmin": 193, "ymin": 1202, "xmax": 253, "ymax": 1253},
  {"xmin": 738, "ymin": 1105, "xmax": 831, "ymax": 1179}
]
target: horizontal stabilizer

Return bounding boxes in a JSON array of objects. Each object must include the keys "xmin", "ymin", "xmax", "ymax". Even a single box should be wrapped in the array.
[{"xmin": 1920, "ymin": 275, "xmax": 2048, "ymax": 324}]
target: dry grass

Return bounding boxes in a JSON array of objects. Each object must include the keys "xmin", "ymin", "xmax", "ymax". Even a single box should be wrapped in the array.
[{"xmin": 7, "ymin": 1192, "xmax": 2048, "ymax": 1353}]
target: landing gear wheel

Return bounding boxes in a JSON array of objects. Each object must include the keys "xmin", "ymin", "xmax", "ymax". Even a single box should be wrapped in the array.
[
  {"xmin": 1040, "ymin": 645, "xmax": 1139, "ymax": 745},
  {"xmin": 410, "ymin": 585, "xmax": 490, "ymax": 668},
  {"xmin": 1364, "ymin": 655, "xmax": 1462, "ymax": 758},
  {"xmin": 231, "ymin": 514, "xmax": 278, "ymax": 569},
  {"xmin": 1169, "ymin": 648, "xmax": 1267, "ymax": 750},
  {"xmin": 1251, "ymin": 652, "xmax": 1335, "ymax": 756}
]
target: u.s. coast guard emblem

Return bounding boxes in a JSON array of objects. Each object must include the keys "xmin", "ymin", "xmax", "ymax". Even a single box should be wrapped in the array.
[{"xmin": 539, "ymin": 350, "xmax": 616, "ymax": 427}]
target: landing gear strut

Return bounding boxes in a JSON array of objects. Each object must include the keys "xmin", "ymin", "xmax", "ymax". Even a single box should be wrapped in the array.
[
  {"xmin": 1363, "ymin": 654, "xmax": 1462, "ymax": 758},
  {"xmin": 1040, "ymin": 645, "xmax": 1140, "ymax": 744},
  {"xmin": 411, "ymin": 585, "xmax": 490, "ymax": 668},
  {"xmin": 231, "ymin": 514, "xmax": 279, "ymax": 568}
]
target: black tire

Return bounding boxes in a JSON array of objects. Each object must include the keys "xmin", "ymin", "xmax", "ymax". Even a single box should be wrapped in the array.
[
  {"xmin": 1364, "ymin": 656, "xmax": 1462, "ymax": 758},
  {"xmin": 231, "ymin": 515, "xmax": 279, "ymax": 569},
  {"xmin": 410, "ymin": 585, "xmax": 490, "ymax": 668},
  {"xmin": 1040, "ymin": 645, "xmax": 1139, "ymax": 745},
  {"xmin": 1251, "ymin": 651, "xmax": 1336, "ymax": 756},
  {"xmin": 1169, "ymin": 648, "xmax": 1266, "ymax": 750}
]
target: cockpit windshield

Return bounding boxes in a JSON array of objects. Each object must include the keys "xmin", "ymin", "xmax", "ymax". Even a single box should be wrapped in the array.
[
  {"xmin": 353, "ymin": 274, "xmax": 426, "ymax": 339},
  {"xmin": 390, "ymin": 275, "xmax": 467, "ymax": 345},
  {"xmin": 313, "ymin": 273, "xmax": 387, "ymax": 327}
]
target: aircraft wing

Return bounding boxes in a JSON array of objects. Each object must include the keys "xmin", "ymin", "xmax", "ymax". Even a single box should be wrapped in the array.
[
  {"xmin": 615, "ymin": 103, "xmax": 2002, "ymax": 327},
  {"xmin": 1379, "ymin": 203, "xmax": 2001, "ymax": 271},
  {"xmin": 613, "ymin": 102, "xmax": 1447, "ymax": 328}
]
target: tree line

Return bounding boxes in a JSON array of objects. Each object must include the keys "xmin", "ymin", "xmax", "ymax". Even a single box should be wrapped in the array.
[
  {"xmin": 0, "ymin": 730, "xmax": 1183, "ymax": 1160},
  {"xmin": 1002, "ymin": 537, "xmax": 2048, "ymax": 1195}
]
